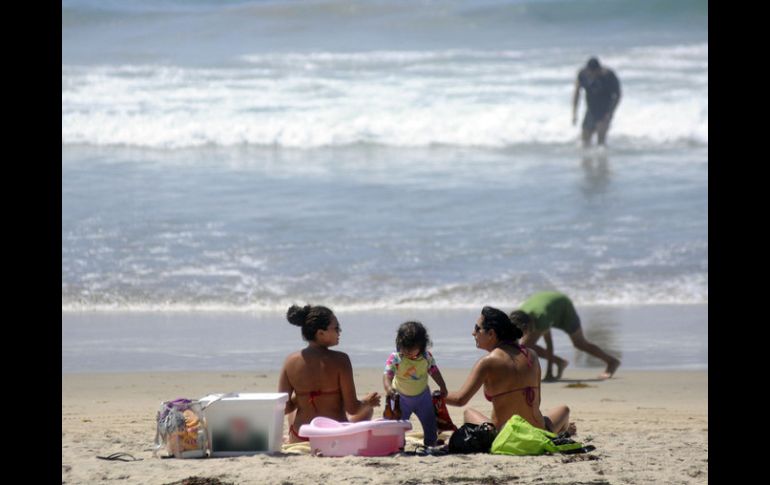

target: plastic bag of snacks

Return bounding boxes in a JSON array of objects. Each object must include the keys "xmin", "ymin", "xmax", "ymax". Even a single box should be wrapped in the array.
[{"xmin": 154, "ymin": 398, "xmax": 209, "ymax": 458}]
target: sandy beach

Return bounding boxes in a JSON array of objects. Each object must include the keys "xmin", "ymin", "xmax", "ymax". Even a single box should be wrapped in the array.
[
  {"xmin": 62, "ymin": 368, "xmax": 707, "ymax": 484},
  {"xmin": 62, "ymin": 3, "xmax": 707, "ymax": 484}
]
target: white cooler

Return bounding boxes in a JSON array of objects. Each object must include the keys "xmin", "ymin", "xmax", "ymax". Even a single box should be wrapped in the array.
[{"xmin": 199, "ymin": 392, "xmax": 288, "ymax": 456}]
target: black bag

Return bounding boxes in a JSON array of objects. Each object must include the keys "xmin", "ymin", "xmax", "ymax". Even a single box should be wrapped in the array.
[{"xmin": 448, "ymin": 422, "xmax": 497, "ymax": 454}]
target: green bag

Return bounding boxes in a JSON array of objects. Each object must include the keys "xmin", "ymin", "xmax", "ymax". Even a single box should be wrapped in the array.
[{"xmin": 490, "ymin": 415, "xmax": 593, "ymax": 456}]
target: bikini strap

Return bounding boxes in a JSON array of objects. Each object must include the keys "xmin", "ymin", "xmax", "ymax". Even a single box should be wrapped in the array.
[
  {"xmin": 296, "ymin": 389, "xmax": 340, "ymax": 411},
  {"xmin": 289, "ymin": 423, "xmax": 309, "ymax": 442},
  {"xmin": 517, "ymin": 344, "xmax": 533, "ymax": 368},
  {"xmin": 487, "ymin": 386, "xmax": 538, "ymax": 407},
  {"xmin": 498, "ymin": 340, "xmax": 532, "ymax": 369}
]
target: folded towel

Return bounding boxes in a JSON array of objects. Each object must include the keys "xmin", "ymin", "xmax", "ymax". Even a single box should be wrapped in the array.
[{"xmin": 281, "ymin": 441, "xmax": 312, "ymax": 454}]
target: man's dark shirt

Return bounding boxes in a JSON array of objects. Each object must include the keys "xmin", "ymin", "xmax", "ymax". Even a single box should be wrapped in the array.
[{"xmin": 578, "ymin": 68, "xmax": 620, "ymax": 118}]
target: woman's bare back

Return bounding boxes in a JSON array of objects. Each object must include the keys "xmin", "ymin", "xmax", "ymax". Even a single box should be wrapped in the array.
[
  {"xmin": 284, "ymin": 347, "xmax": 348, "ymax": 425},
  {"xmin": 483, "ymin": 346, "xmax": 545, "ymax": 429}
]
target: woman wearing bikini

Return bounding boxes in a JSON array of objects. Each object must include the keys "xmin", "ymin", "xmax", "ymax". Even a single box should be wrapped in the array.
[
  {"xmin": 278, "ymin": 304, "xmax": 381, "ymax": 443},
  {"xmin": 445, "ymin": 306, "xmax": 574, "ymax": 435}
]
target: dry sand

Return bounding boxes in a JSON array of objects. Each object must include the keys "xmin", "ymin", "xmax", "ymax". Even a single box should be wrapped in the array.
[{"xmin": 62, "ymin": 368, "xmax": 707, "ymax": 484}]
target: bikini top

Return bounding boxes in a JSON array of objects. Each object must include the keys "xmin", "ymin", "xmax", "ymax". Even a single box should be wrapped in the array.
[
  {"xmin": 295, "ymin": 389, "xmax": 341, "ymax": 411},
  {"xmin": 483, "ymin": 344, "xmax": 538, "ymax": 407}
]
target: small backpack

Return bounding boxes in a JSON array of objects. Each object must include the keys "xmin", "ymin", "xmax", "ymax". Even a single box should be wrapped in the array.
[
  {"xmin": 490, "ymin": 415, "xmax": 595, "ymax": 456},
  {"xmin": 448, "ymin": 422, "xmax": 497, "ymax": 454}
]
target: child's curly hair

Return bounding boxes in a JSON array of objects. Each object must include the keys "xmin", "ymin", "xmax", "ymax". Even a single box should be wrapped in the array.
[{"xmin": 395, "ymin": 321, "xmax": 431, "ymax": 355}]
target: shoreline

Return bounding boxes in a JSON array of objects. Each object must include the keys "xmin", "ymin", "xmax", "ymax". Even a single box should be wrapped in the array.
[{"xmin": 63, "ymin": 303, "xmax": 708, "ymax": 374}]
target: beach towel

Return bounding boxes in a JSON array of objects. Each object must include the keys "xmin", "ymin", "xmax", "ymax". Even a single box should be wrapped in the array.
[
  {"xmin": 432, "ymin": 391, "xmax": 457, "ymax": 432},
  {"xmin": 490, "ymin": 415, "xmax": 595, "ymax": 456}
]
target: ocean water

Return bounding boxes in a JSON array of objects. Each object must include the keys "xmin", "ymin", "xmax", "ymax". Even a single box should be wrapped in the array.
[
  {"xmin": 62, "ymin": 1, "xmax": 708, "ymax": 371},
  {"xmin": 61, "ymin": 305, "xmax": 707, "ymax": 373}
]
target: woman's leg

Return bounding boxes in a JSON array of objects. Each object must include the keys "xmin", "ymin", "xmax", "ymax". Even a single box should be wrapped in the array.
[
  {"xmin": 463, "ymin": 407, "xmax": 490, "ymax": 425},
  {"xmin": 284, "ymin": 410, "xmax": 298, "ymax": 442},
  {"xmin": 543, "ymin": 405, "xmax": 575, "ymax": 435},
  {"xmin": 348, "ymin": 405, "xmax": 374, "ymax": 422}
]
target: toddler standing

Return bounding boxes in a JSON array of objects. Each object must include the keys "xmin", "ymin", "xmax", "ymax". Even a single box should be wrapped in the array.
[{"xmin": 383, "ymin": 321, "xmax": 447, "ymax": 446}]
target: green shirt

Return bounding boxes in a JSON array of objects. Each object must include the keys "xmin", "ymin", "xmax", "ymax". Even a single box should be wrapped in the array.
[
  {"xmin": 518, "ymin": 291, "xmax": 579, "ymax": 332},
  {"xmin": 384, "ymin": 351, "xmax": 438, "ymax": 397}
]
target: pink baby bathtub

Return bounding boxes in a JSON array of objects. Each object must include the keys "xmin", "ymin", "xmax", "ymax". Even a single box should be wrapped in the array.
[{"xmin": 297, "ymin": 417, "xmax": 412, "ymax": 457}]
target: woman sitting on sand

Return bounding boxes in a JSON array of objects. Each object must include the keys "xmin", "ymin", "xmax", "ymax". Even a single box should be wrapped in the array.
[
  {"xmin": 445, "ymin": 306, "xmax": 574, "ymax": 434},
  {"xmin": 278, "ymin": 304, "xmax": 381, "ymax": 443}
]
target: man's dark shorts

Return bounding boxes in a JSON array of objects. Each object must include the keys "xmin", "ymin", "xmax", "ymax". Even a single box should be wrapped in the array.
[
  {"xmin": 554, "ymin": 298, "xmax": 582, "ymax": 335},
  {"xmin": 582, "ymin": 110, "xmax": 609, "ymax": 133}
]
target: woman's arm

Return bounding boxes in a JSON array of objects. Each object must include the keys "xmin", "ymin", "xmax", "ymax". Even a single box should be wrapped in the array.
[
  {"xmin": 277, "ymin": 361, "xmax": 296, "ymax": 415},
  {"xmin": 445, "ymin": 357, "xmax": 488, "ymax": 407},
  {"xmin": 339, "ymin": 353, "xmax": 380, "ymax": 415}
]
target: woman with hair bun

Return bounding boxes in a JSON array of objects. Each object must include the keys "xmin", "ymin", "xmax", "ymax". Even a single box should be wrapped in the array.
[
  {"xmin": 445, "ymin": 306, "xmax": 574, "ymax": 435},
  {"xmin": 278, "ymin": 304, "xmax": 381, "ymax": 443}
]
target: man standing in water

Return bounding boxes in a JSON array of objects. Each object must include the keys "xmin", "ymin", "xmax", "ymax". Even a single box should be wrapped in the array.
[{"xmin": 572, "ymin": 57, "xmax": 621, "ymax": 147}]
